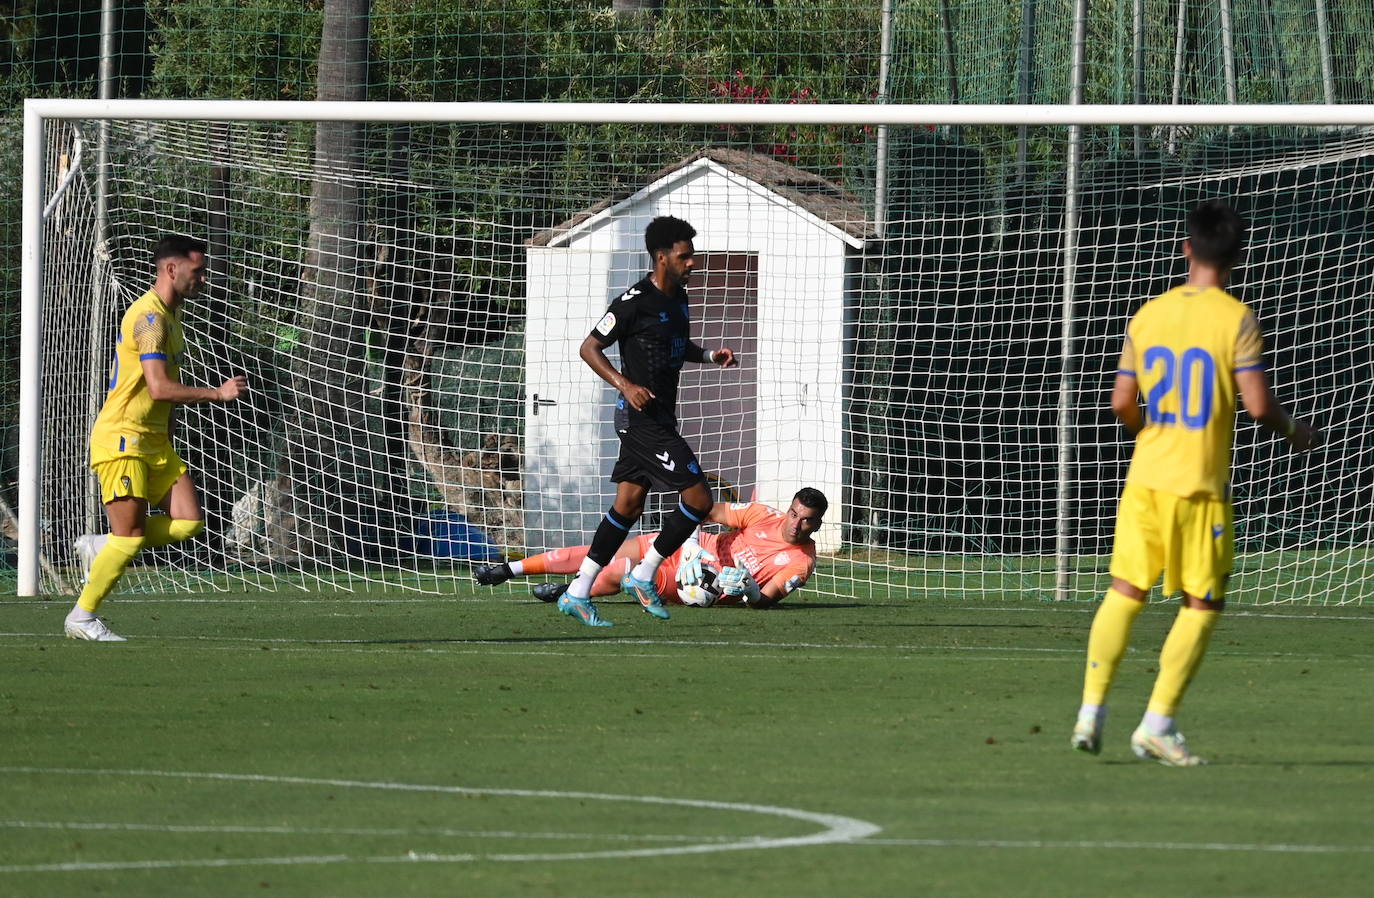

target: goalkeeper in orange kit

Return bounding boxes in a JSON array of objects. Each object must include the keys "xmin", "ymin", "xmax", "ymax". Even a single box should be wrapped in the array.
[{"xmin": 476, "ymin": 488, "xmax": 827, "ymax": 608}]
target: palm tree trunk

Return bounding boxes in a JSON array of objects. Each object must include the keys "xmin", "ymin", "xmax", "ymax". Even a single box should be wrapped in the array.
[{"xmin": 265, "ymin": 0, "xmax": 375, "ymax": 561}]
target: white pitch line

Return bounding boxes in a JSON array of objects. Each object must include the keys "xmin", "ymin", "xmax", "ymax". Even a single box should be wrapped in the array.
[
  {"xmin": 0, "ymin": 767, "xmax": 880, "ymax": 873},
  {"xmin": 1227, "ymin": 611, "xmax": 1374, "ymax": 623},
  {"xmin": 0, "ymin": 820, "xmax": 731, "ymax": 843},
  {"xmin": 0, "ymin": 855, "xmax": 355, "ymax": 874},
  {"xmin": 861, "ymin": 837, "xmax": 1374, "ymax": 855}
]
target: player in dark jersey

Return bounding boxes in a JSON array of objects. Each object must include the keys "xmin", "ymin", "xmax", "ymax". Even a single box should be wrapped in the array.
[{"xmin": 553, "ymin": 216, "xmax": 738, "ymax": 627}]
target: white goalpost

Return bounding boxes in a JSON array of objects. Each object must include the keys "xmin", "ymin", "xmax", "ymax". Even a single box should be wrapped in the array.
[{"xmin": 19, "ymin": 98, "xmax": 1374, "ymax": 604}]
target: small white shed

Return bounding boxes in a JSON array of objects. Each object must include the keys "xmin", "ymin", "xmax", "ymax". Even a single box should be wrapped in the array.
[{"xmin": 523, "ymin": 148, "xmax": 871, "ymax": 555}]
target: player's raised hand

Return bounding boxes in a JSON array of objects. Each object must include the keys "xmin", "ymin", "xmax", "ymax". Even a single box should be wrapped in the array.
[{"xmin": 217, "ymin": 375, "xmax": 249, "ymax": 402}]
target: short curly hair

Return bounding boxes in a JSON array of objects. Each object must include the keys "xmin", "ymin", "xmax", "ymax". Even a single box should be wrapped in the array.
[{"xmin": 644, "ymin": 216, "xmax": 696, "ymax": 258}]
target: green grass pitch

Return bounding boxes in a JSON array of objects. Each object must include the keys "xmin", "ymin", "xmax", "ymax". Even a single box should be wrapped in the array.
[{"xmin": 3, "ymin": 585, "xmax": 1373, "ymax": 897}]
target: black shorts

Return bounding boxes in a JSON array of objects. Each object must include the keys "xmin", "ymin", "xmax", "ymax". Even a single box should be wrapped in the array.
[{"xmin": 611, "ymin": 420, "xmax": 708, "ymax": 492}]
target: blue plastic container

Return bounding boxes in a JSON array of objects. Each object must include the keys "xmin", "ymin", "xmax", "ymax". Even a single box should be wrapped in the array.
[{"xmin": 418, "ymin": 511, "xmax": 502, "ymax": 561}]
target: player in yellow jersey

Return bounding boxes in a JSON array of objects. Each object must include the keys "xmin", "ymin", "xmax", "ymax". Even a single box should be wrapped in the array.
[
  {"xmin": 1070, "ymin": 201, "xmax": 1318, "ymax": 765},
  {"xmin": 64, "ymin": 235, "xmax": 248, "ymax": 641},
  {"xmin": 474, "ymin": 488, "xmax": 827, "ymax": 608}
]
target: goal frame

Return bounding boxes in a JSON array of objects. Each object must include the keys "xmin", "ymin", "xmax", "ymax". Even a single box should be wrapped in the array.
[{"xmin": 19, "ymin": 98, "xmax": 1374, "ymax": 597}]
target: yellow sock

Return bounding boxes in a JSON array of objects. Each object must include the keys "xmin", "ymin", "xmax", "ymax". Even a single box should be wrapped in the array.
[
  {"xmin": 1082, "ymin": 587, "xmax": 1146, "ymax": 706},
  {"xmin": 142, "ymin": 517, "xmax": 205, "ymax": 547},
  {"xmin": 76, "ymin": 535, "xmax": 146, "ymax": 614},
  {"xmin": 1146, "ymin": 606, "xmax": 1220, "ymax": 717}
]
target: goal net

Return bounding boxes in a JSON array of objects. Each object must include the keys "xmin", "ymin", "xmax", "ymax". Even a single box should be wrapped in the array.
[{"xmin": 21, "ymin": 101, "xmax": 1374, "ymax": 604}]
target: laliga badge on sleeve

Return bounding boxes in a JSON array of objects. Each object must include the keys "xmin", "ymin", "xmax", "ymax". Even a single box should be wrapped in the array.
[{"xmin": 595, "ymin": 311, "xmax": 616, "ymax": 336}]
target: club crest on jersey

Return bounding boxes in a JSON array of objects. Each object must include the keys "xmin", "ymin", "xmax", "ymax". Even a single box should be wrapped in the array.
[
  {"xmin": 595, "ymin": 311, "xmax": 616, "ymax": 336},
  {"xmin": 658, "ymin": 311, "xmax": 670, "ymax": 323},
  {"xmin": 772, "ymin": 551, "xmax": 792, "ymax": 567}
]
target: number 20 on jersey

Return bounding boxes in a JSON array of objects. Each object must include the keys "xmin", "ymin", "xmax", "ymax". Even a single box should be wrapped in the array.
[{"xmin": 1142, "ymin": 346, "xmax": 1217, "ymax": 429}]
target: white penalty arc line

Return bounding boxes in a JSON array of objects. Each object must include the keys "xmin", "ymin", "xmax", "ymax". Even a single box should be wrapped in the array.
[
  {"xmin": 1, "ymin": 820, "xmax": 733, "ymax": 843},
  {"xmin": 0, "ymin": 767, "xmax": 880, "ymax": 873}
]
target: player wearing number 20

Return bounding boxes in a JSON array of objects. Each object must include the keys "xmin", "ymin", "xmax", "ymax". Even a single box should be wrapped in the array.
[{"xmin": 1072, "ymin": 200, "xmax": 1319, "ymax": 766}]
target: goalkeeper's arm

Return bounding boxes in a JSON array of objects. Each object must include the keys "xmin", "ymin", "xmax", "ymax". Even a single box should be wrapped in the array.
[
  {"xmin": 750, "ymin": 580, "xmax": 790, "ymax": 609},
  {"xmin": 752, "ymin": 587, "xmax": 785, "ymax": 609}
]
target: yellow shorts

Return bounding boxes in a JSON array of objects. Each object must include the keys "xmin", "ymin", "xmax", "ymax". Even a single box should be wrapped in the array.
[
  {"xmin": 90, "ymin": 443, "xmax": 189, "ymax": 506},
  {"xmin": 1109, "ymin": 482, "xmax": 1233, "ymax": 602}
]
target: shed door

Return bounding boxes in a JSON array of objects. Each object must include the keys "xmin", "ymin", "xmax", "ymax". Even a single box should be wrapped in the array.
[{"xmin": 674, "ymin": 251, "xmax": 758, "ymax": 508}]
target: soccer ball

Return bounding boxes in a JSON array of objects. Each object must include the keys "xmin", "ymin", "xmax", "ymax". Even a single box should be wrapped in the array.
[{"xmin": 678, "ymin": 565, "xmax": 723, "ymax": 607}]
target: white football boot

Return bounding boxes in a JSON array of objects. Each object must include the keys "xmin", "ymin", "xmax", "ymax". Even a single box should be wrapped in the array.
[{"xmin": 64, "ymin": 616, "xmax": 127, "ymax": 642}]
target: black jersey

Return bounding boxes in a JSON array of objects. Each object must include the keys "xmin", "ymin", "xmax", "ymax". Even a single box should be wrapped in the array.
[{"xmin": 590, "ymin": 275, "xmax": 693, "ymax": 429}]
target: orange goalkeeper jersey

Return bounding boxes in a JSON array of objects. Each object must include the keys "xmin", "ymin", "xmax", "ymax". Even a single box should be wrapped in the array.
[{"xmin": 698, "ymin": 502, "xmax": 818, "ymax": 602}]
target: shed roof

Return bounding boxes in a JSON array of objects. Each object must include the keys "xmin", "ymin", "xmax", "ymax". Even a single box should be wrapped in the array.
[{"xmin": 528, "ymin": 148, "xmax": 874, "ymax": 248}]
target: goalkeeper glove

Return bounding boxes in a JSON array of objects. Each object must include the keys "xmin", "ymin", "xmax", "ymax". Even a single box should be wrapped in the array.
[
  {"xmin": 716, "ymin": 565, "xmax": 762, "ymax": 604},
  {"xmin": 675, "ymin": 536, "xmax": 717, "ymax": 588}
]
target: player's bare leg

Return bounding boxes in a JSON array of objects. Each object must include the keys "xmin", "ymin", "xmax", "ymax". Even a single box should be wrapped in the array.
[
  {"xmin": 158, "ymin": 472, "xmax": 203, "ymax": 520},
  {"xmin": 105, "ymin": 494, "xmax": 150, "ymax": 538},
  {"xmin": 143, "ymin": 472, "xmax": 207, "ymax": 547}
]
